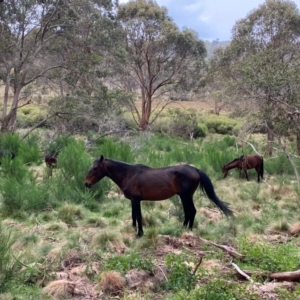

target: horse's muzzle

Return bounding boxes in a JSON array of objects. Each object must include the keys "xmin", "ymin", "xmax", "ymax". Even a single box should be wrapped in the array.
[{"xmin": 85, "ymin": 182, "xmax": 92, "ymax": 188}]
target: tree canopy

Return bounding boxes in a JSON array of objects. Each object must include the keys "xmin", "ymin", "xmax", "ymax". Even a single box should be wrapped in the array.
[{"xmin": 115, "ymin": 0, "xmax": 207, "ymax": 130}]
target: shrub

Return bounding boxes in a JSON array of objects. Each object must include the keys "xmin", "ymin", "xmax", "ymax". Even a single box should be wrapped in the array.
[
  {"xmin": 164, "ymin": 253, "xmax": 197, "ymax": 292},
  {"xmin": 203, "ymin": 115, "xmax": 237, "ymax": 135},
  {"xmin": 102, "ymin": 251, "xmax": 154, "ymax": 274},
  {"xmin": 17, "ymin": 104, "xmax": 47, "ymax": 128},
  {"xmin": 238, "ymin": 237, "xmax": 300, "ymax": 272},
  {"xmin": 0, "ymin": 223, "xmax": 19, "ymax": 292},
  {"xmin": 166, "ymin": 276, "xmax": 257, "ymax": 300},
  {"xmin": 167, "ymin": 108, "xmax": 206, "ymax": 139}
]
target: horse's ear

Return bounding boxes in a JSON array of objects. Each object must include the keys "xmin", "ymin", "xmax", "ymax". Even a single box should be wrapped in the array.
[{"xmin": 99, "ymin": 155, "xmax": 104, "ymax": 162}]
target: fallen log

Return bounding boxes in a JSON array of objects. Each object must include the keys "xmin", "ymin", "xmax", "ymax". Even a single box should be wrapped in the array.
[{"xmin": 270, "ymin": 270, "xmax": 300, "ymax": 281}]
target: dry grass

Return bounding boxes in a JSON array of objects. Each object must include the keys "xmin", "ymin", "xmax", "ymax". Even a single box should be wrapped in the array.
[
  {"xmin": 43, "ymin": 280, "xmax": 76, "ymax": 299},
  {"xmin": 99, "ymin": 271, "xmax": 125, "ymax": 295}
]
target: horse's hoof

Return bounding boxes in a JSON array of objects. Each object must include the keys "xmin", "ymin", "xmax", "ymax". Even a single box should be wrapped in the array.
[{"xmin": 136, "ymin": 232, "xmax": 144, "ymax": 238}]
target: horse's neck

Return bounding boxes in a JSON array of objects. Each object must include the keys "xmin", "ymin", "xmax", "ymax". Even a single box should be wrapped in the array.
[
  {"xmin": 226, "ymin": 163, "xmax": 239, "ymax": 170},
  {"xmin": 105, "ymin": 160, "xmax": 134, "ymax": 190}
]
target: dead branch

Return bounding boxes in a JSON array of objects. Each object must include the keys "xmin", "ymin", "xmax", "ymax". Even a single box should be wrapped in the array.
[
  {"xmin": 234, "ymin": 269, "xmax": 270, "ymax": 280},
  {"xmin": 21, "ymin": 112, "xmax": 70, "ymax": 140},
  {"xmin": 198, "ymin": 237, "xmax": 245, "ymax": 260},
  {"xmin": 270, "ymin": 270, "xmax": 300, "ymax": 281},
  {"xmin": 193, "ymin": 256, "xmax": 203, "ymax": 275},
  {"xmin": 85, "ymin": 130, "xmax": 131, "ymax": 148},
  {"xmin": 240, "ymin": 139, "xmax": 261, "ymax": 156},
  {"xmin": 231, "ymin": 261, "xmax": 254, "ymax": 283}
]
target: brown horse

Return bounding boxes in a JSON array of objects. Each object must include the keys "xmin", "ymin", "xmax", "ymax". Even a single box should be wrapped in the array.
[
  {"xmin": 222, "ymin": 154, "xmax": 264, "ymax": 182},
  {"xmin": 44, "ymin": 152, "xmax": 58, "ymax": 168},
  {"xmin": 84, "ymin": 155, "xmax": 233, "ymax": 237}
]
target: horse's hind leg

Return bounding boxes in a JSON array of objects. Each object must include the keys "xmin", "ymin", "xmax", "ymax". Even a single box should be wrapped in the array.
[
  {"xmin": 131, "ymin": 199, "xmax": 144, "ymax": 237},
  {"xmin": 255, "ymin": 167, "xmax": 260, "ymax": 182},
  {"xmin": 180, "ymin": 196, "xmax": 196, "ymax": 230}
]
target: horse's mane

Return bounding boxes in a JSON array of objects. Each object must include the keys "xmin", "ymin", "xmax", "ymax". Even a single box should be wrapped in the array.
[{"xmin": 108, "ymin": 159, "xmax": 151, "ymax": 169}]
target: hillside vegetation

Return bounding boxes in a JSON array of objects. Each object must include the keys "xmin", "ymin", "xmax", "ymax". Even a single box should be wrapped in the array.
[{"xmin": 1, "ymin": 129, "xmax": 300, "ymax": 299}]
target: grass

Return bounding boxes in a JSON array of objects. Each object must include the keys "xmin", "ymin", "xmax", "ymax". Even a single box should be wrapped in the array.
[{"xmin": 1, "ymin": 132, "xmax": 300, "ymax": 299}]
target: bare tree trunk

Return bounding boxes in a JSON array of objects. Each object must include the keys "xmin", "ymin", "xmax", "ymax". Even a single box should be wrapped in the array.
[
  {"xmin": 1, "ymin": 109, "xmax": 16, "ymax": 133},
  {"xmin": 139, "ymin": 87, "xmax": 152, "ymax": 131},
  {"xmin": 266, "ymin": 125, "xmax": 274, "ymax": 156},
  {"xmin": 297, "ymin": 132, "xmax": 300, "ymax": 155}
]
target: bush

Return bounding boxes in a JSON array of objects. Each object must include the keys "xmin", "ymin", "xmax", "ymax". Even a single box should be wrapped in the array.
[
  {"xmin": 102, "ymin": 251, "xmax": 154, "ymax": 274},
  {"xmin": 164, "ymin": 253, "xmax": 197, "ymax": 292},
  {"xmin": 167, "ymin": 108, "xmax": 206, "ymax": 139},
  {"xmin": 0, "ymin": 223, "xmax": 19, "ymax": 292},
  {"xmin": 238, "ymin": 237, "xmax": 300, "ymax": 272},
  {"xmin": 17, "ymin": 104, "xmax": 47, "ymax": 128},
  {"xmin": 203, "ymin": 115, "xmax": 237, "ymax": 135}
]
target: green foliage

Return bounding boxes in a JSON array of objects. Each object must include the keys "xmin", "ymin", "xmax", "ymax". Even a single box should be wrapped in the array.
[
  {"xmin": 0, "ymin": 157, "xmax": 51, "ymax": 215},
  {"xmin": 238, "ymin": 237, "xmax": 300, "ymax": 272},
  {"xmin": 203, "ymin": 115, "xmax": 237, "ymax": 134},
  {"xmin": 167, "ymin": 108, "xmax": 206, "ymax": 139},
  {"xmin": 42, "ymin": 134, "xmax": 76, "ymax": 154},
  {"xmin": 19, "ymin": 134, "xmax": 42, "ymax": 165},
  {"xmin": 0, "ymin": 133, "xmax": 20, "ymax": 154},
  {"xmin": 166, "ymin": 276, "xmax": 257, "ymax": 300},
  {"xmin": 101, "ymin": 251, "xmax": 154, "ymax": 274},
  {"xmin": 57, "ymin": 203, "xmax": 84, "ymax": 225},
  {"xmin": 265, "ymin": 153, "xmax": 295, "ymax": 175},
  {"xmin": 94, "ymin": 137, "xmax": 135, "ymax": 162},
  {"xmin": 0, "ymin": 223, "xmax": 19, "ymax": 292},
  {"xmin": 18, "ymin": 104, "xmax": 47, "ymax": 128},
  {"xmin": 163, "ymin": 253, "xmax": 197, "ymax": 292}
]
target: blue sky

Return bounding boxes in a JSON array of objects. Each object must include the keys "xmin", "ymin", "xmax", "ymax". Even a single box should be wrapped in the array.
[{"xmin": 119, "ymin": 0, "xmax": 300, "ymax": 41}]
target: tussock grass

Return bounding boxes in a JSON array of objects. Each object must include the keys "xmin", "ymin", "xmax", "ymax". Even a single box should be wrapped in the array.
[{"xmin": 2, "ymin": 132, "xmax": 300, "ymax": 298}]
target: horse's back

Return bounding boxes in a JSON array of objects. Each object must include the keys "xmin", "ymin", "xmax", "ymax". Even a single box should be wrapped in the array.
[{"xmin": 248, "ymin": 154, "xmax": 263, "ymax": 164}]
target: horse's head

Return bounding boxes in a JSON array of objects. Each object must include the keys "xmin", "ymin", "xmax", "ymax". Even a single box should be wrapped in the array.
[
  {"xmin": 84, "ymin": 155, "xmax": 106, "ymax": 188},
  {"xmin": 45, "ymin": 153, "xmax": 57, "ymax": 168},
  {"xmin": 221, "ymin": 165, "xmax": 229, "ymax": 178}
]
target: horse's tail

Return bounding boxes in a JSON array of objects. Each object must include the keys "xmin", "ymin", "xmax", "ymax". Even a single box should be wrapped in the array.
[
  {"xmin": 197, "ymin": 169, "xmax": 234, "ymax": 217},
  {"xmin": 260, "ymin": 157, "xmax": 264, "ymax": 179}
]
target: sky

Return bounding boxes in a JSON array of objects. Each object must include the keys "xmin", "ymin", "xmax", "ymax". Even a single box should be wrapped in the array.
[{"xmin": 119, "ymin": 0, "xmax": 300, "ymax": 41}]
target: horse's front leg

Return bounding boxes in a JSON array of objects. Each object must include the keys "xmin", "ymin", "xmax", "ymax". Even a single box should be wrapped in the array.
[
  {"xmin": 131, "ymin": 198, "xmax": 143, "ymax": 237},
  {"xmin": 131, "ymin": 201, "xmax": 137, "ymax": 228},
  {"xmin": 244, "ymin": 169, "xmax": 249, "ymax": 181}
]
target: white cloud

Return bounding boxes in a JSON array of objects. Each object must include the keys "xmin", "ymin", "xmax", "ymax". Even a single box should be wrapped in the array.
[{"xmin": 116, "ymin": 0, "xmax": 300, "ymax": 41}]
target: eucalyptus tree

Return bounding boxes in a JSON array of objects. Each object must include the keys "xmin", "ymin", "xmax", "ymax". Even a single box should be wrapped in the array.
[
  {"xmin": 209, "ymin": 0, "xmax": 300, "ymax": 156},
  {"xmin": 41, "ymin": 0, "xmax": 127, "ymax": 134},
  {"xmin": 116, "ymin": 0, "xmax": 207, "ymax": 130},
  {"xmin": 0, "ymin": 0, "xmax": 68, "ymax": 132},
  {"xmin": 0, "ymin": 0, "xmax": 119, "ymax": 133}
]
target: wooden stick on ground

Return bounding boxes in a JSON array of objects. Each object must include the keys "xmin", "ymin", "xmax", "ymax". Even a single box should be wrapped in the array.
[
  {"xmin": 198, "ymin": 237, "xmax": 245, "ymax": 260},
  {"xmin": 231, "ymin": 261, "xmax": 254, "ymax": 283}
]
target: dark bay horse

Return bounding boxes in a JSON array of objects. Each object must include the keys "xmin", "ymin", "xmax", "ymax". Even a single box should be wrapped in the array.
[
  {"xmin": 44, "ymin": 151, "xmax": 59, "ymax": 177},
  {"xmin": 222, "ymin": 154, "xmax": 264, "ymax": 182},
  {"xmin": 0, "ymin": 149, "xmax": 15, "ymax": 163},
  {"xmin": 84, "ymin": 155, "xmax": 233, "ymax": 237},
  {"xmin": 44, "ymin": 151, "xmax": 58, "ymax": 168}
]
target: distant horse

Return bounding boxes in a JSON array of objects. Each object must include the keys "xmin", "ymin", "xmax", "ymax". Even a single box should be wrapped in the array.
[
  {"xmin": 84, "ymin": 155, "xmax": 233, "ymax": 237},
  {"xmin": 44, "ymin": 152, "xmax": 58, "ymax": 168},
  {"xmin": 44, "ymin": 151, "xmax": 59, "ymax": 177},
  {"xmin": 0, "ymin": 149, "xmax": 15, "ymax": 163},
  {"xmin": 222, "ymin": 154, "xmax": 264, "ymax": 182}
]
